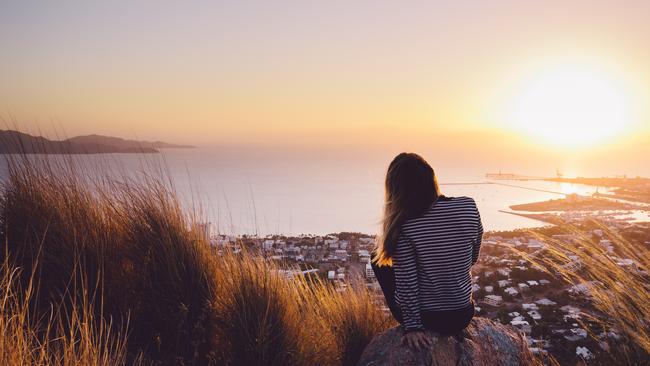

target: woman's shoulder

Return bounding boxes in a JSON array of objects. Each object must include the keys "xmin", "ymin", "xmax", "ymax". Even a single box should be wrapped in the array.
[{"xmin": 438, "ymin": 195, "xmax": 477, "ymax": 206}]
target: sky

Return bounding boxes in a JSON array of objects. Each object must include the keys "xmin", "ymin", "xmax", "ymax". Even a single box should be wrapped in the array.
[{"xmin": 1, "ymin": 1, "xmax": 650, "ymax": 168}]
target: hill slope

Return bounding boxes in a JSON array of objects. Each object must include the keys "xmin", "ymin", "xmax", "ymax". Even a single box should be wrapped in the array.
[
  {"xmin": 0, "ymin": 130, "xmax": 191, "ymax": 154},
  {"xmin": 66, "ymin": 134, "xmax": 194, "ymax": 149}
]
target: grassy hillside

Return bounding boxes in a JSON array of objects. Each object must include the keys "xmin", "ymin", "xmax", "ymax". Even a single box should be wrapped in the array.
[{"xmin": 0, "ymin": 156, "xmax": 391, "ymax": 365}]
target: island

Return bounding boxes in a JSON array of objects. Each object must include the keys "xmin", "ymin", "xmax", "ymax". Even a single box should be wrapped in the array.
[
  {"xmin": 509, "ymin": 196, "xmax": 648, "ymax": 212},
  {"xmin": 0, "ymin": 130, "xmax": 194, "ymax": 154}
]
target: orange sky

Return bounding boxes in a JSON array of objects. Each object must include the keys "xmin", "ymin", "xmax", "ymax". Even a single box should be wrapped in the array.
[{"xmin": 1, "ymin": 1, "xmax": 649, "ymax": 157}]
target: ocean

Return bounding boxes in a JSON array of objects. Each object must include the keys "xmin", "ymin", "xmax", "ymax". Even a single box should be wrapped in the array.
[{"xmin": 0, "ymin": 147, "xmax": 641, "ymax": 236}]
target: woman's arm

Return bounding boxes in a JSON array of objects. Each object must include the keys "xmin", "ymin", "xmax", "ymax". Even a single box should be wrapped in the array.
[
  {"xmin": 472, "ymin": 201, "xmax": 484, "ymax": 265},
  {"xmin": 394, "ymin": 232, "xmax": 424, "ymax": 332}
]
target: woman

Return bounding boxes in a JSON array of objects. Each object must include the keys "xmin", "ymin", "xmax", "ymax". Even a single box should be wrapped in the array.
[{"xmin": 372, "ymin": 153, "xmax": 483, "ymax": 350}]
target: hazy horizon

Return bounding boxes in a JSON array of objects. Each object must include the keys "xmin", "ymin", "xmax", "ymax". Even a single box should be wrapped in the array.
[{"xmin": 2, "ymin": 1, "xmax": 650, "ymax": 169}]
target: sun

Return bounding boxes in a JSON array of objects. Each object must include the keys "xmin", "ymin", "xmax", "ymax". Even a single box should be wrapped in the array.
[{"xmin": 499, "ymin": 63, "xmax": 638, "ymax": 148}]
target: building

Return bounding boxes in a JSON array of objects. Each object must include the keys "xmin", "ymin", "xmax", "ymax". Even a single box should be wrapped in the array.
[
  {"xmin": 483, "ymin": 295, "xmax": 503, "ymax": 306},
  {"xmin": 522, "ymin": 303, "xmax": 538, "ymax": 311},
  {"xmin": 334, "ymin": 249, "xmax": 348, "ymax": 261},
  {"xmin": 365, "ymin": 262, "xmax": 375, "ymax": 279},
  {"xmin": 527, "ymin": 239, "xmax": 544, "ymax": 249},
  {"xmin": 535, "ymin": 298, "xmax": 557, "ymax": 306},
  {"xmin": 576, "ymin": 346, "xmax": 594, "ymax": 360},
  {"xmin": 510, "ymin": 320, "xmax": 531, "ymax": 334},
  {"xmin": 263, "ymin": 239, "xmax": 274, "ymax": 250},
  {"xmin": 358, "ymin": 249, "xmax": 371, "ymax": 263},
  {"xmin": 528, "ymin": 310, "xmax": 542, "ymax": 320}
]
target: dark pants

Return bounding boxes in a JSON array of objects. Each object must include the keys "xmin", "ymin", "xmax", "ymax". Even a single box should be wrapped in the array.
[{"xmin": 372, "ymin": 260, "xmax": 474, "ymax": 335}]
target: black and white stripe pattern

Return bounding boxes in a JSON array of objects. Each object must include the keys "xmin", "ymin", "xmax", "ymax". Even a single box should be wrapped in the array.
[{"xmin": 394, "ymin": 196, "xmax": 483, "ymax": 332}]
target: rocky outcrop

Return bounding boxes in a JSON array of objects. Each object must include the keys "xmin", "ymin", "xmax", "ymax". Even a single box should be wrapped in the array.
[{"xmin": 357, "ymin": 317, "xmax": 536, "ymax": 366}]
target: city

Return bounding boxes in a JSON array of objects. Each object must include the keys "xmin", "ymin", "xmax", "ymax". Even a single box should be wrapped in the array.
[{"xmin": 209, "ymin": 213, "xmax": 650, "ymax": 365}]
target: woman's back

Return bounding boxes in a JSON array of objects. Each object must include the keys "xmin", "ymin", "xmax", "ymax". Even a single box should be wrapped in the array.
[{"xmin": 393, "ymin": 196, "xmax": 483, "ymax": 331}]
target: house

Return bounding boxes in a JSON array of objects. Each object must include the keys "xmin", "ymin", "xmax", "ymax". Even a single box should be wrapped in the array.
[
  {"xmin": 334, "ymin": 249, "xmax": 348, "ymax": 261},
  {"xmin": 562, "ymin": 258, "xmax": 582, "ymax": 272},
  {"xmin": 565, "ymin": 328, "xmax": 588, "ymax": 341},
  {"xmin": 484, "ymin": 285, "xmax": 494, "ymax": 293},
  {"xmin": 359, "ymin": 237, "xmax": 375, "ymax": 245},
  {"xmin": 358, "ymin": 249, "xmax": 371, "ymax": 263},
  {"xmin": 527, "ymin": 310, "xmax": 542, "ymax": 320},
  {"xmin": 263, "ymin": 239, "xmax": 275, "ymax": 250},
  {"xmin": 569, "ymin": 283, "xmax": 591, "ymax": 296},
  {"xmin": 497, "ymin": 268, "xmax": 512, "ymax": 276},
  {"xmin": 522, "ymin": 303, "xmax": 538, "ymax": 311},
  {"xmin": 504, "ymin": 287, "xmax": 519, "ymax": 296},
  {"xmin": 576, "ymin": 346, "xmax": 594, "ymax": 360},
  {"xmin": 510, "ymin": 320, "xmax": 531, "ymax": 334},
  {"xmin": 325, "ymin": 237, "xmax": 339, "ymax": 248},
  {"xmin": 599, "ymin": 239, "xmax": 614, "ymax": 253},
  {"xmin": 518, "ymin": 283, "xmax": 529, "ymax": 290},
  {"xmin": 561, "ymin": 305, "xmax": 582, "ymax": 321},
  {"xmin": 527, "ymin": 239, "xmax": 544, "ymax": 249},
  {"xmin": 483, "ymin": 295, "xmax": 503, "ymax": 306},
  {"xmin": 365, "ymin": 262, "xmax": 375, "ymax": 279},
  {"xmin": 535, "ymin": 298, "xmax": 557, "ymax": 306},
  {"xmin": 498, "ymin": 279, "xmax": 511, "ymax": 288}
]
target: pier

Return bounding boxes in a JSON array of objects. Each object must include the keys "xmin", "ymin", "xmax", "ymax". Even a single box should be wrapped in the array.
[{"xmin": 439, "ymin": 181, "xmax": 566, "ymax": 196}]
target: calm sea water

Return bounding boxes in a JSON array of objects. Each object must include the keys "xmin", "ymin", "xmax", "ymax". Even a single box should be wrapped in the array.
[{"xmin": 0, "ymin": 148, "xmax": 635, "ymax": 235}]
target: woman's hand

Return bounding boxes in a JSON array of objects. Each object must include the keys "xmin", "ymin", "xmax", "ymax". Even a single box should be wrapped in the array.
[{"xmin": 402, "ymin": 330, "xmax": 432, "ymax": 350}]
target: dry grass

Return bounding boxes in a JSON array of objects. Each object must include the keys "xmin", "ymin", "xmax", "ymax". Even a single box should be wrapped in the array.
[
  {"xmin": 518, "ymin": 221, "xmax": 650, "ymax": 363},
  {"xmin": 211, "ymin": 248, "xmax": 393, "ymax": 366},
  {"xmin": 306, "ymin": 279, "xmax": 394, "ymax": 366},
  {"xmin": 0, "ymin": 155, "xmax": 219, "ymax": 364},
  {"xmin": 0, "ymin": 154, "xmax": 391, "ymax": 365},
  {"xmin": 0, "ymin": 263, "xmax": 136, "ymax": 366}
]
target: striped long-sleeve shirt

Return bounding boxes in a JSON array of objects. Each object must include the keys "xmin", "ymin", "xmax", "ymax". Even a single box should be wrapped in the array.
[{"xmin": 394, "ymin": 196, "xmax": 483, "ymax": 332}]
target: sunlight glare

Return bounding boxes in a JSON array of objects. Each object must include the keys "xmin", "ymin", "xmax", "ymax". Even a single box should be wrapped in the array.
[{"xmin": 501, "ymin": 64, "xmax": 637, "ymax": 148}]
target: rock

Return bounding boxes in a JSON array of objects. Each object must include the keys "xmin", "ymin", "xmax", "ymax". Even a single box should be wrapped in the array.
[{"xmin": 357, "ymin": 317, "xmax": 536, "ymax": 366}]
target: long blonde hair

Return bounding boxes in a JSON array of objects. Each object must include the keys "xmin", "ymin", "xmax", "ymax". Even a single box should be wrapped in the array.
[{"xmin": 373, "ymin": 153, "xmax": 440, "ymax": 266}]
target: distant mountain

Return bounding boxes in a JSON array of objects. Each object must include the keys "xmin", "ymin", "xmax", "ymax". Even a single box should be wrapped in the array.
[
  {"xmin": 66, "ymin": 134, "xmax": 194, "ymax": 150},
  {"xmin": 0, "ymin": 130, "xmax": 192, "ymax": 154}
]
